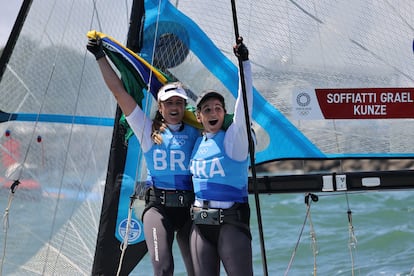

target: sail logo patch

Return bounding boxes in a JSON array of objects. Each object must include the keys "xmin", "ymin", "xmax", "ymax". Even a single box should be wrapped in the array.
[
  {"xmin": 118, "ymin": 218, "xmax": 143, "ymax": 244},
  {"xmin": 296, "ymin": 92, "xmax": 311, "ymax": 107},
  {"xmin": 293, "ymin": 90, "xmax": 323, "ymax": 119}
]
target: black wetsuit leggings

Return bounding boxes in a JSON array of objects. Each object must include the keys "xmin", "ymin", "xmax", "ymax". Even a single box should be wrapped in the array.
[
  {"xmin": 143, "ymin": 205, "xmax": 195, "ymax": 276},
  {"xmin": 190, "ymin": 221, "xmax": 253, "ymax": 276}
]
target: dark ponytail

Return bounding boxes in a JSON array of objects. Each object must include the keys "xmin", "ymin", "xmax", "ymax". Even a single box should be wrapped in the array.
[{"xmin": 151, "ymin": 110, "xmax": 167, "ymax": 144}]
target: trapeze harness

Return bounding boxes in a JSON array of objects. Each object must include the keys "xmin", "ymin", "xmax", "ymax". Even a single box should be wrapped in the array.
[
  {"xmin": 190, "ymin": 130, "xmax": 250, "ymax": 233},
  {"xmin": 145, "ymin": 188, "xmax": 194, "ymax": 208}
]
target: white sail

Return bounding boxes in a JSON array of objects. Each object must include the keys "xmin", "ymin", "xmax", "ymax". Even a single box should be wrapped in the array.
[{"xmin": 0, "ymin": 1, "xmax": 131, "ymax": 274}]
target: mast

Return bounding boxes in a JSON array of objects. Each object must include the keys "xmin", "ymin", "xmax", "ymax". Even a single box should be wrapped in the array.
[
  {"xmin": 126, "ymin": 0, "xmax": 144, "ymax": 52},
  {"xmin": 229, "ymin": 1, "xmax": 269, "ymax": 275},
  {"xmin": 0, "ymin": 0, "xmax": 33, "ymax": 82},
  {"xmin": 91, "ymin": 1, "xmax": 147, "ymax": 275}
]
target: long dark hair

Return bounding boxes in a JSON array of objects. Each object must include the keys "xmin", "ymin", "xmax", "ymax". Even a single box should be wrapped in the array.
[{"xmin": 151, "ymin": 110, "xmax": 167, "ymax": 145}]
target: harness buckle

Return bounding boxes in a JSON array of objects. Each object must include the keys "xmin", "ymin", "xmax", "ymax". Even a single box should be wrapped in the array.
[
  {"xmin": 192, "ymin": 207, "xmax": 223, "ymax": 225},
  {"xmin": 160, "ymin": 190, "xmax": 166, "ymax": 205},
  {"xmin": 200, "ymin": 210, "xmax": 208, "ymax": 220},
  {"xmin": 178, "ymin": 194, "xmax": 184, "ymax": 206}
]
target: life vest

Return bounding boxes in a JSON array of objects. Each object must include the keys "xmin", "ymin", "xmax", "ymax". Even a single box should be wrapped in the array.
[
  {"xmin": 190, "ymin": 130, "xmax": 249, "ymax": 203},
  {"xmin": 145, "ymin": 124, "xmax": 199, "ymax": 190}
]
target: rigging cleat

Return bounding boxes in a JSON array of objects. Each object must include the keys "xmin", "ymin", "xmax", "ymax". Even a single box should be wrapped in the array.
[
  {"xmin": 10, "ymin": 180, "xmax": 20, "ymax": 193},
  {"xmin": 304, "ymin": 193, "xmax": 319, "ymax": 205}
]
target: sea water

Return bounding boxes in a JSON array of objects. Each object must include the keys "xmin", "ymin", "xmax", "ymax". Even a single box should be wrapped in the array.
[
  {"xmin": 1, "ymin": 187, "xmax": 413, "ymax": 275},
  {"xmin": 131, "ymin": 190, "xmax": 414, "ymax": 275}
]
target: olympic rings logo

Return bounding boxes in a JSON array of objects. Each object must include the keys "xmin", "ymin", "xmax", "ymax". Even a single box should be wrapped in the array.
[{"xmin": 296, "ymin": 92, "xmax": 311, "ymax": 107}]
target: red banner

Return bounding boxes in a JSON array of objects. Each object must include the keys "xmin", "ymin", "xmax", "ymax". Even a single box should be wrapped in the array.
[{"xmin": 315, "ymin": 88, "xmax": 414, "ymax": 119}]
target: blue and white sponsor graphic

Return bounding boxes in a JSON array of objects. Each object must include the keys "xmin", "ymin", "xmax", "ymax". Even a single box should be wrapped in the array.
[
  {"xmin": 118, "ymin": 217, "xmax": 143, "ymax": 244},
  {"xmin": 115, "ymin": 136, "xmax": 146, "ymax": 244}
]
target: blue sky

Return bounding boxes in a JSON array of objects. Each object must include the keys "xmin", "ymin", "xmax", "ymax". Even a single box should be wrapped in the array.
[{"xmin": 0, "ymin": 1, "xmax": 22, "ymax": 46}]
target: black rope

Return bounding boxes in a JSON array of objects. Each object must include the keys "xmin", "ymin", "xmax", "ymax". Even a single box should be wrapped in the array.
[
  {"xmin": 10, "ymin": 180, "xmax": 21, "ymax": 193},
  {"xmin": 230, "ymin": 1, "xmax": 268, "ymax": 275}
]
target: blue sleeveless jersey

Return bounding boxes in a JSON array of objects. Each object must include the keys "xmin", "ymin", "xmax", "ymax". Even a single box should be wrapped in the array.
[
  {"xmin": 145, "ymin": 124, "xmax": 199, "ymax": 190},
  {"xmin": 190, "ymin": 130, "xmax": 249, "ymax": 203}
]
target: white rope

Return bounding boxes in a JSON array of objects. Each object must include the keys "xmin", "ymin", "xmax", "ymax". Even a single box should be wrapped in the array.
[
  {"xmin": 1, "ymin": 185, "xmax": 18, "ymax": 276},
  {"xmin": 0, "ymin": 0, "xmax": 69, "ymax": 272},
  {"xmin": 308, "ymin": 209, "xmax": 318, "ymax": 275},
  {"xmin": 347, "ymin": 213, "xmax": 358, "ymax": 276},
  {"xmin": 117, "ymin": 197, "xmax": 134, "ymax": 276},
  {"xmin": 116, "ymin": 0, "xmax": 164, "ymax": 273},
  {"xmin": 132, "ymin": 0, "xmax": 163, "ymax": 196},
  {"xmin": 284, "ymin": 193, "xmax": 318, "ymax": 276},
  {"xmin": 38, "ymin": 0, "xmax": 80, "ymax": 272},
  {"xmin": 344, "ymin": 193, "xmax": 359, "ymax": 276}
]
